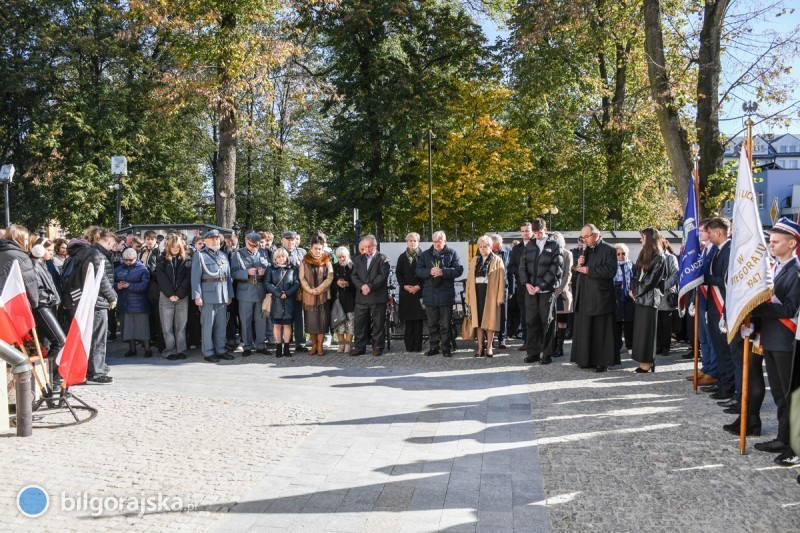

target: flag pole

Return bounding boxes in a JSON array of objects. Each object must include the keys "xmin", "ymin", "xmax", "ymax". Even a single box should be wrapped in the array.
[
  {"xmin": 30, "ymin": 327, "xmax": 50, "ymax": 389},
  {"xmin": 692, "ymin": 144, "xmax": 701, "ymax": 393},
  {"xmin": 739, "ymin": 110, "xmax": 756, "ymax": 455}
]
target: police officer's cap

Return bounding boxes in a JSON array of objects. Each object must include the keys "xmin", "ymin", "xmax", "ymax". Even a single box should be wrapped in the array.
[
  {"xmin": 203, "ymin": 229, "xmax": 221, "ymax": 239},
  {"xmin": 246, "ymin": 232, "xmax": 261, "ymax": 242},
  {"xmin": 282, "ymin": 231, "xmax": 297, "ymax": 239}
]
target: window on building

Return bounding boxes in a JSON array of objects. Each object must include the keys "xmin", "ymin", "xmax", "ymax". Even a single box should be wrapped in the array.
[
  {"xmin": 758, "ymin": 190, "xmax": 764, "ymax": 208},
  {"xmin": 779, "ymin": 159, "xmax": 786, "ymax": 168},
  {"xmin": 781, "ymin": 145, "xmax": 788, "ymax": 153},
  {"xmin": 791, "ymin": 160, "xmax": 799, "ymax": 169}
]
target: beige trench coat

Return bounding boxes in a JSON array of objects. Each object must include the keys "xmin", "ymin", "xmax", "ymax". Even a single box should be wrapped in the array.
[{"xmin": 465, "ymin": 253, "xmax": 506, "ymax": 332}]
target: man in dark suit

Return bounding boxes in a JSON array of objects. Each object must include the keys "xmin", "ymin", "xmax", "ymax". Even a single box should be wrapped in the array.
[
  {"xmin": 507, "ymin": 223, "xmax": 533, "ymax": 349},
  {"xmin": 350, "ymin": 234, "xmax": 390, "ymax": 356},
  {"xmin": 749, "ymin": 218, "xmax": 800, "ymax": 461},
  {"xmin": 703, "ymin": 217, "xmax": 736, "ymax": 401}
]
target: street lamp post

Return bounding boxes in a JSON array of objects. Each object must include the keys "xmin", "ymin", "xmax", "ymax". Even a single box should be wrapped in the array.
[
  {"xmin": 428, "ymin": 129, "xmax": 434, "ymax": 240},
  {"xmin": 547, "ymin": 204, "xmax": 559, "ymax": 229},
  {"xmin": 111, "ymin": 156, "xmax": 127, "ymax": 231},
  {"xmin": 353, "ymin": 208, "xmax": 362, "ymax": 254},
  {"xmin": 0, "ymin": 164, "xmax": 15, "ymax": 227}
]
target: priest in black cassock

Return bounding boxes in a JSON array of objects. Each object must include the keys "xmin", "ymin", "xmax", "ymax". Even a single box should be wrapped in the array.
[{"xmin": 570, "ymin": 224, "xmax": 618, "ymax": 372}]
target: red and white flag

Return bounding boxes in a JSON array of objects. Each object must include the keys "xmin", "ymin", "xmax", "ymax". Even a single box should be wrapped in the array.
[
  {"xmin": 0, "ymin": 260, "xmax": 35, "ymax": 341},
  {"xmin": 57, "ymin": 263, "xmax": 103, "ymax": 388}
]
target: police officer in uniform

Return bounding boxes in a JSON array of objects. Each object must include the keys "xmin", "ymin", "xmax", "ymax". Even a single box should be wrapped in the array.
[
  {"xmin": 232, "ymin": 232, "xmax": 270, "ymax": 356},
  {"xmin": 191, "ymin": 229, "xmax": 235, "ymax": 362}
]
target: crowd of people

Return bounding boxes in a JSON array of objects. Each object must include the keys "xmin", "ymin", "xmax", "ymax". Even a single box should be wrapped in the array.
[{"xmin": 0, "ymin": 216, "xmax": 798, "ymax": 469}]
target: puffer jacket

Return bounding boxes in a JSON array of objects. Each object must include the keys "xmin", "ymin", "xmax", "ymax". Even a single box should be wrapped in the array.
[
  {"xmin": 416, "ymin": 245, "xmax": 464, "ymax": 307},
  {"xmin": 68, "ymin": 239, "xmax": 117, "ymax": 309},
  {"xmin": 33, "ymin": 259, "xmax": 61, "ymax": 309},
  {"xmin": 0, "ymin": 238, "xmax": 39, "ymax": 308},
  {"xmin": 519, "ymin": 234, "xmax": 564, "ymax": 293},
  {"xmin": 631, "ymin": 253, "xmax": 666, "ymax": 308},
  {"xmin": 264, "ymin": 264, "xmax": 300, "ymax": 321},
  {"xmin": 114, "ymin": 260, "xmax": 150, "ymax": 314}
]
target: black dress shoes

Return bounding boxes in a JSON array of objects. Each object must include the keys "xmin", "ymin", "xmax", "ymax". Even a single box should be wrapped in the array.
[
  {"xmin": 426, "ymin": 349, "xmax": 440, "ymax": 357},
  {"xmin": 775, "ymin": 451, "xmax": 800, "ymax": 466},
  {"xmin": 204, "ymin": 356, "xmax": 220, "ymax": 363},
  {"xmin": 723, "ymin": 417, "xmax": 761, "ymax": 436},
  {"xmin": 540, "ymin": 356, "xmax": 552, "ymax": 365},
  {"xmin": 723, "ymin": 406, "xmax": 740, "ymax": 414},
  {"xmin": 710, "ymin": 391, "xmax": 734, "ymax": 400},
  {"xmin": 754, "ymin": 439, "xmax": 790, "ymax": 453},
  {"xmin": 217, "ymin": 352, "xmax": 235, "ymax": 360},
  {"xmin": 350, "ymin": 349, "xmax": 365, "ymax": 356},
  {"xmin": 593, "ymin": 366, "xmax": 608, "ymax": 373},
  {"xmin": 524, "ymin": 354, "xmax": 540, "ymax": 364},
  {"xmin": 242, "ymin": 349, "xmax": 252, "ymax": 357},
  {"xmin": 701, "ymin": 384, "xmax": 720, "ymax": 393},
  {"xmin": 717, "ymin": 398, "xmax": 738, "ymax": 407},
  {"xmin": 442, "ymin": 351, "xmax": 452, "ymax": 358}
]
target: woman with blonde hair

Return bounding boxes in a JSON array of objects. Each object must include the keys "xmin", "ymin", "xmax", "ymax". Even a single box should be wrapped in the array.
[
  {"xmin": 299, "ymin": 233, "xmax": 334, "ymax": 355},
  {"xmin": 464, "ymin": 235, "xmax": 506, "ymax": 357},
  {"xmin": 332, "ymin": 246, "xmax": 356, "ymax": 353},
  {"xmin": 0, "ymin": 224, "xmax": 39, "ymax": 309},
  {"xmin": 265, "ymin": 247, "xmax": 300, "ymax": 357},
  {"xmin": 156, "ymin": 233, "xmax": 192, "ymax": 360}
]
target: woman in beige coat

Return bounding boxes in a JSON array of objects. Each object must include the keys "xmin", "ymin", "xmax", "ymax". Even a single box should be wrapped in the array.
[
  {"xmin": 299, "ymin": 234, "xmax": 334, "ymax": 355},
  {"xmin": 552, "ymin": 232, "xmax": 572, "ymax": 358},
  {"xmin": 465, "ymin": 235, "xmax": 506, "ymax": 357}
]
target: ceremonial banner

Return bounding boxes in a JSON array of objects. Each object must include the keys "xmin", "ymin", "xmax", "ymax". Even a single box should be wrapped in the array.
[
  {"xmin": 678, "ymin": 176, "xmax": 703, "ymax": 316},
  {"xmin": 726, "ymin": 150, "xmax": 774, "ymax": 343}
]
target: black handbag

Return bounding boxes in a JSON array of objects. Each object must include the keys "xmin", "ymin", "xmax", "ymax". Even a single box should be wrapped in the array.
[{"xmin": 331, "ymin": 299, "xmax": 347, "ymax": 329}]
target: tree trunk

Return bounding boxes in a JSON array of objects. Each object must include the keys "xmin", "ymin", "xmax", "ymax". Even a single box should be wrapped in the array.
[
  {"xmin": 215, "ymin": 99, "xmax": 237, "ymax": 228},
  {"xmin": 642, "ymin": 0, "xmax": 692, "ymax": 206},
  {"xmin": 696, "ymin": 0, "xmax": 728, "ymax": 201}
]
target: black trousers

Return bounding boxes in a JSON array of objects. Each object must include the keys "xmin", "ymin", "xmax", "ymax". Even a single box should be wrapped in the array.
[
  {"xmin": 497, "ymin": 294, "xmax": 507, "ymax": 341},
  {"xmin": 507, "ymin": 293, "xmax": 521, "ymax": 338},
  {"xmin": 404, "ymin": 319, "xmax": 424, "ymax": 352},
  {"xmin": 764, "ymin": 349, "xmax": 793, "ymax": 443},
  {"xmin": 657, "ymin": 310, "xmax": 674, "ymax": 352},
  {"xmin": 525, "ymin": 292, "xmax": 555, "ymax": 357},
  {"xmin": 517, "ymin": 288, "xmax": 527, "ymax": 340},
  {"xmin": 226, "ymin": 296, "xmax": 240, "ymax": 343},
  {"xmin": 707, "ymin": 312, "xmax": 736, "ymax": 396},
  {"xmin": 354, "ymin": 303, "xmax": 386, "ymax": 352},
  {"xmin": 426, "ymin": 305, "xmax": 453, "ymax": 351},
  {"xmin": 616, "ymin": 321, "xmax": 634, "ymax": 352},
  {"xmin": 293, "ymin": 300, "xmax": 305, "ymax": 348}
]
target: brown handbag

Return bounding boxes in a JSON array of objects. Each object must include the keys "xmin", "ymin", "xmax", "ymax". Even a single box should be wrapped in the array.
[{"xmin": 461, "ymin": 308, "xmax": 475, "ymax": 340}]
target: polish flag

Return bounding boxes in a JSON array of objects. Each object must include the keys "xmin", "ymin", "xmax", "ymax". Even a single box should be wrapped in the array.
[
  {"xmin": 57, "ymin": 263, "xmax": 103, "ymax": 388},
  {"xmin": 0, "ymin": 306, "xmax": 22, "ymax": 345},
  {"xmin": 0, "ymin": 260, "xmax": 35, "ymax": 341}
]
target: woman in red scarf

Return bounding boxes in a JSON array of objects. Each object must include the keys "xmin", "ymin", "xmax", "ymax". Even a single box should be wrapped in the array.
[{"xmin": 299, "ymin": 234, "xmax": 334, "ymax": 355}]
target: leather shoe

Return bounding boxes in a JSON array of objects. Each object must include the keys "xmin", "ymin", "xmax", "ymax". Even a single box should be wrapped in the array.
[
  {"xmin": 696, "ymin": 375, "xmax": 717, "ymax": 386},
  {"xmin": 524, "ymin": 354, "xmax": 540, "ymax": 364},
  {"xmin": 723, "ymin": 417, "xmax": 761, "ymax": 436},
  {"xmin": 217, "ymin": 352, "xmax": 235, "ymax": 360},
  {"xmin": 723, "ymin": 406, "xmax": 741, "ymax": 414},
  {"xmin": 686, "ymin": 372, "xmax": 706, "ymax": 381},
  {"xmin": 518, "ymin": 344, "xmax": 527, "ymax": 352},
  {"xmin": 498, "ymin": 342, "xmax": 508, "ymax": 349},
  {"xmin": 593, "ymin": 366, "xmax": 608, "ymax": 373},
  {"xmin": 426, "ymin": 349, "xmax": 440, "ymax": 357},
  {"xmin": 349, "ymin": 349, "xmax": 365, "ymax": 356},
  {"xmin": 372, "ymin": 350, "xmax": 382, "ymax": 357},
  {"xmin": 442, "ymin": 351, "xmax": 452, "ymax": 358},
  {"xmin": 242, "ymin": 349, "xmax": 252, "ymax": 357},
  {"xmin": 717, "ymin": 397, "xmax": 738, "ymax": 407},
  {"xmin": 204, "ymin": 356, "xmax": 220, "ymax": 363},
  {"xmin": 710, "ymin": 391, "xmax": 734, "ymax": 400},
  {"xmin": 701, "ymin": 384, "xmax": 720, "ymax": 393},
  {"xmin": 540, "ymin": 356, "xmax": 552, "ymax": 365},
  {"xmin": 754, "ymin": 439, "xmax": 790, "ymax": 453}
]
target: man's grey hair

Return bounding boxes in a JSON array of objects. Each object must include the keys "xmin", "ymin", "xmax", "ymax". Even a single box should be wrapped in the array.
[
  {"xmin": 432, "ymin": 230, "xmax": 446, "ymax": 241},
  {"xmin": 360, "ymin": 234, "xmax": 378, "ymax": 246},
  {"xmin": 490, "ymin": 233, "xmax": 503, "ymax": 244},
  {"xmin": 583, "ymin": 224, "xmax": 600, "ymax": 236},
  {"xmin": 122, "ymin": 248, "xmax": 138, "ymax": 260}
]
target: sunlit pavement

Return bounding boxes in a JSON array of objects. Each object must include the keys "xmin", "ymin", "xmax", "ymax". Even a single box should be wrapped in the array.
[{"xmin": 2, "ymin": 338, "xmax": 798, "ymax": 532}]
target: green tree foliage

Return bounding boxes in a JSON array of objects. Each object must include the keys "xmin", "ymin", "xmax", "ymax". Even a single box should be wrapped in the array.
[
  {"xmin": 508, "ymin": 0, "xmax": 681, "ymax": 230},
  {"xmin": 0, "ymin": 0, "xmax": 207, "ymax": 233}
]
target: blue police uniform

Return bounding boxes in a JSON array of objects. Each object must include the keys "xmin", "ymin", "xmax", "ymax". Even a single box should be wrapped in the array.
[
  {"xmin": 191, "ymin": 236, "xmax": 234, "ymax": 359},
  {"xmin": 231, "ymin": 239, "xmax": 270, "ymax": 353}
]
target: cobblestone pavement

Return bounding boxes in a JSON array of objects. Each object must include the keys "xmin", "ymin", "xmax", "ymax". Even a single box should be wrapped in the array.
[{"xmin": 1, "ymin": 336, "xmax": 799, "ymax": 532}]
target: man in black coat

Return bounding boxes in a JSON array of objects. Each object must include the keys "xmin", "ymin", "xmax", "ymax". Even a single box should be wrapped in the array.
[
  {"xmin": 519, "ymin": 218, "xmax": 563, "ymax": 365},
  {"xmin": 703, "ymin": 217, "xmax": 737, "ymax": 400},
  {"xmin": 570, "ymin": 224, "xmax": 617, "ymax": 372},
  {"xmin": 416, "ymin": 231, "xmax": 464, "ymax": 357},
  {"xmin": 507, "ymin": 223, "xmax": 533, "ymax": 348},
  {"xmin": 350, "ymin": 235, "xmax": 390, "ymax": 356},
  {"xmin": 67, "ymin": 228, "xmax": 118, "ymax": 384}
]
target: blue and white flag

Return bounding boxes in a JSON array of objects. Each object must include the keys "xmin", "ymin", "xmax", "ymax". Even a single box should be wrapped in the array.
[{"xmin": 678, "ymin": 175, "xmax": 704, "ymax": 316}]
